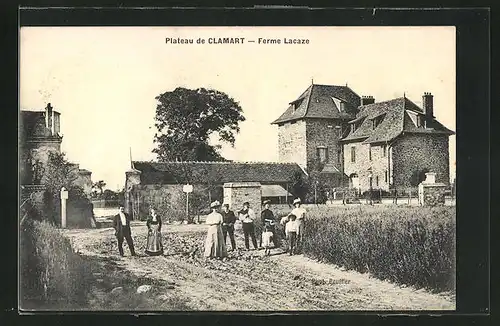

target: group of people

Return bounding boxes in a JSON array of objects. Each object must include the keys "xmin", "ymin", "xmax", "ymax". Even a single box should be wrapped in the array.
[
  {"xmin": 111, "ymin": 198, "xmax": 307, "ymax": 259},
  {"xmin": 203, "ymin": 198, "xmax": 306, "ymax": 259},
  {"xmin": 111, "ymin": 206, "xmax": 164, "ymax": 257}
]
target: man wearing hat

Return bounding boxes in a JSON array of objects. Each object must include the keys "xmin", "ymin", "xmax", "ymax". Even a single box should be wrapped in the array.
[
  {"xmin": 260, "ymin": 200, "xmax": 278, "ymax": 248},
  {"xmin": 238, "ymin": 201, "xmax": 258, "ymax": 250},
  {"xmin": 221, "ymin": 203, "xmax": 237, "ymax": 251},
  {"xmin": 289, "ymin": 198, "xmax": 306, "ymax": 252}
]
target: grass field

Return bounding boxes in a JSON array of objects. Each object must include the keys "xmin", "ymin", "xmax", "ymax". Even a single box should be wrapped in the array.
[{"xmin": 292, "ymin": 205, "xmax": 456, "ymax": 293}]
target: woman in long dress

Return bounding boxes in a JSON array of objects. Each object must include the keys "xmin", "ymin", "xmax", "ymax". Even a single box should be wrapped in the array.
[
  {"xmin": 145, "ymin": 208, "xmax": 164, "ymax": 256},
  {"xmin": 204, "ymin": 200, "xmax": 227, "ymax": 259}
]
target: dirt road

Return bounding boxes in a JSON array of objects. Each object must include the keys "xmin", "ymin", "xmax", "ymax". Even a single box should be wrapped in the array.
[{"xmin": 62, "ymin": 221, "xmax": 455, "ymax": 311}]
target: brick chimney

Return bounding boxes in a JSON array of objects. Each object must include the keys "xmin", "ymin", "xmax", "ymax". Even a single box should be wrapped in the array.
[
  {"xmin": 361, "ymin": 96, "xmax": 375, "ymax": 106},
  {"xmin": 45, "ymin": 103, "xmax": 53, "ymax": 135},
  {"xmin": 422, "ymin": 92, "xmax": 434, "ymax": 119}
]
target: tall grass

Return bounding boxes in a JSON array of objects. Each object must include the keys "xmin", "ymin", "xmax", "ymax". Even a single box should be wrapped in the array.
[
  {"xmin": 301, "ymin": 205, "xmax": 456, "ymax": 292},
  {"xmin": 20, "ymin": 219, "xmax": 194, "ymax": 311},
  {"xmin": 20, "ymin": 219, "xmax": 92, "ymax": 309}
]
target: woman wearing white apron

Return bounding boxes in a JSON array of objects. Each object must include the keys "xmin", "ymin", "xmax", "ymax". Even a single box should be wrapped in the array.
[{"xmin": 145, "ymin": 208, "xmax": 164, "ymax": 256}]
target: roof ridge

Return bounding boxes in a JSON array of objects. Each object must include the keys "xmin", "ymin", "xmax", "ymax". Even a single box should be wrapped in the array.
[
  {"xmin": 303, "ymin": 84, "xmax": 314, "ymax": 118},
  {"xmin": 135, "ymin": 160, "xmax": 299, "ymax": 165},
  {"xmin": 359, "ymin": 96, "xmax": 406, "ymax": 108}
]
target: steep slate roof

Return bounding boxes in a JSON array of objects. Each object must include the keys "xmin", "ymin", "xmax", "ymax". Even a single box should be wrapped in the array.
[
  {"xmin": 132, "ymin": 161, "xmax": 307, "ymax": 185},
  {"xmin": 271, "ymin": 84, "xmax": 361, "ymax": 124},
  {"xmin": 341, "ymin": 97, "xmax": 455, "ymax": 144}
]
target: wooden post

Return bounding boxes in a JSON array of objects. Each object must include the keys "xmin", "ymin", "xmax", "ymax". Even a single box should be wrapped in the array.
[
  {"xmin": 186, "ymin": 192, "xmax": 189, "ymax": 222},
  {"xmin": 60, "ymin": 187, "xmax": 68, "ymax": 228},
  {"xmin": 285, "ymin": 183, "xmax": 289, "ymax": 204}
]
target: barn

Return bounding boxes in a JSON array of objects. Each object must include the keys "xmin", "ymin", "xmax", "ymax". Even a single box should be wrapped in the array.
[{"xmin": 124, "ymin": 161, "xmax": 307, "ymax": 220}]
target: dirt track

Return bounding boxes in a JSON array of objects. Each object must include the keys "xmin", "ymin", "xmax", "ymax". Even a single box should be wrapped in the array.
[{"xmin": 62, "ymin": 221, "xmax": 455, "ymax": 311}]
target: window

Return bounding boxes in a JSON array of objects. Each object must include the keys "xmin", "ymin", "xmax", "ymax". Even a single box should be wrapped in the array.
[
  {"xmin": 372, "ymin": 114, "xmax": 385, "ymax": 129},
  {"xmin": 317, "ymin": 147, "xmax": 328, "ymax": 163},
  {"xmin": 382, "ymin": 145, "xmax": 387, "ymax": 157},
  {"xmin": 385, "ymin": 170, "xmax": 388, "ymax": 183},
  {"xmin": 369, "ymin": 145, "xmax": 372, "ymax": 161},
  {"xmin": 351, "ymin": 147, "xmax": 356, "ymax": 162},
  {"xmin": 376, "ymin": 176, "xmax": 379, "ymax": 187},
  {"xmin": 335, "ymin": 125, "xmax": 342, "ymax": 137},
  {"xmin": 337, "ymin": 147, "xmax": 342, "ymax": 163}
]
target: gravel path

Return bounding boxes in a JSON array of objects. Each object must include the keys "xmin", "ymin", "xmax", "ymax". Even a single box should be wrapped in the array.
[{"xmin": 62, "ymin": 222, "xmax": 455, "ymax": 311}]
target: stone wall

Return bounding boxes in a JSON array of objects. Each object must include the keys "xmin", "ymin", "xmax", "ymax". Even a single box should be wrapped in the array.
[
  {"xmin": 223, "ymin": 182, "xmax": 262, "ymax": 213},
  {"xmin": 343, "ymin": 133, "xmax": 450, "ymax": 191},
  {"xmin": 305, "ymin": 119, "xmax": 345, "ymax": 172},
  {"xmin": 75, "ymin": 171, "xmax": 93, "ymax": 198},
  {"xmin": 277, "ymin": 120, "xmax": 307, "ymax": 169},
  {"xmin": 419, "ymin": 184, "xmax": 446, "ymax": 206},
  {"xmin": 26, "ymin": 140, "xmax": 62, "ymax": 166},
  {"xmin": 392, "ymin": 134, "xmax": 450, "ymax": 187},
  {"xmin": 343, "ymin": 142, "xmax": 390, "ymax": 191}
]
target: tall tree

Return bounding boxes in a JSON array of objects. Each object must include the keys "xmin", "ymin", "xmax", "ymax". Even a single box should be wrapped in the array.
[
  {"xmin": 92, "ymin": 180, "xmax": 107, "ymax": 196},
  {"xmin": 153, "ymin": 87, "xmax": 245, "ymax": 162}
]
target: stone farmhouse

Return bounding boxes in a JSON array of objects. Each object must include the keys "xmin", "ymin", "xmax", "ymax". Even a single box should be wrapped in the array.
[{"xmin": 272, "ymin": 83, "xmax": 454, "ymax": 192}]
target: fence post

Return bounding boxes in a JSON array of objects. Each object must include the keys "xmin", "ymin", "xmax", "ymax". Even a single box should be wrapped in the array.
[
  {"xmin": 60, "ymin": 187, "xmax": 68, "ymax": 228},
  {"xmin": 408, "ymin": 188, "xmax": 412, "ymax": 205}
]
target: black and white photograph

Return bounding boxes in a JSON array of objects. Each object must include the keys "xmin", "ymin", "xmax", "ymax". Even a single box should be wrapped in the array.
[{"xmin": 19, "ymin": 25, "xmax": 458, "ymax": 311}]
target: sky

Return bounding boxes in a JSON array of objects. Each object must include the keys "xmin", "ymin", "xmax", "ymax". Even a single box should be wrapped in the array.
[{"xmin": 20, "ymin": 26, "xmax": 456, "ymax": 190}]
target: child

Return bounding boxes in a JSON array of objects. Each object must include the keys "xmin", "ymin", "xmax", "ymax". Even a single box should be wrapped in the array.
[
  {"xmin": 261, "ymin": 223, "xmax": 274, "ymax": 256},
  {"xmin": 285, "ymin": 214, "xmax": 299, "ymax": 255}
]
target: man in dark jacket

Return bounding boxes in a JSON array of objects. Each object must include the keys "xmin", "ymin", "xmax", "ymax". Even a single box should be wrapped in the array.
[
  {"xmin": 260, "ymin": 200, "xmax": 278, "ymax": 248},
  {"xmin": 112, "ymin": 206, "xmax": 136, "ymax": 256},
  {"xmin": 221, "ymin": 203, "xmax": 237, "ymax": 251}
]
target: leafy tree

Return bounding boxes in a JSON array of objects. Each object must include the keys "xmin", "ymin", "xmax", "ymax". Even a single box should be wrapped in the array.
[
  {"xmin": 153, "ymin": 87, "xmax": 245, "ymax": 161},
  {"xmin": 410, "ymin": 168, "xmax": 430, "ymax": 187},
  {"xmin": 37, "ymin": 152, "xmax": 93, "ymax": 226},
  {"xmin": 92, "ymin": 180, "xmax": 107, "ymax": 197},
  {"xmin": 290, "ymin": 171, "xmax": 308, "ymax": 202},
  {"xmin": 40, "ymin": 152, "xmax": 79, "ymax": 194}
]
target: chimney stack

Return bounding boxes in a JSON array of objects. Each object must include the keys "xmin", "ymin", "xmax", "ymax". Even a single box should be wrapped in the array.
[
  {"xmin": 45, "ymin": 103, "xmax": 53, "ymax": 135},
  {"xmin": 422, "ymin": 92, "xmax": 434, "ymax": 119},
  {"xmin": 361, "ymin": 96, "xmax": 375, "ymax": 106}
]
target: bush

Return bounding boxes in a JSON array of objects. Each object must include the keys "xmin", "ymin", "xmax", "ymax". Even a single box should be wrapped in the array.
[
  {"xmin": 302, "ymin": 206, "xmax": 456, "ymax": 292},
  {"xmin": 20, "ymin": 219, "xmax": 92, "ymax": 308}
]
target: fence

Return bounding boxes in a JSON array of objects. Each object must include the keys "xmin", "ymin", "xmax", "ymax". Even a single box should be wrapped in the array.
[{"xmin": 327, "ymin": 186, "xmax": 456, "ymax": 206}]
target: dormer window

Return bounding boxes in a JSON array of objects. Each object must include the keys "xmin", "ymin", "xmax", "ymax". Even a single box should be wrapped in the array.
[
  {"xmin": 290, "ymin": 98, "xmax": 304, "ymax": 111},
  {"xmin": 371, "ymin": 114, "xmax": 385, "ymax": 130}
]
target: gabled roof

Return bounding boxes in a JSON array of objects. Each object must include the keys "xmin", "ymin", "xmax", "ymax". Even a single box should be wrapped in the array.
[
  {"xmin": 341, "ymin": 97, "xmax": 454, "ymax": 144},
  {"xmin": 271, "ymin": 84, "xmax": 361, "ymax": 124},
  {"xmin": 132, "ymin": 161, "xmax": 307, "ymax": 185}
]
